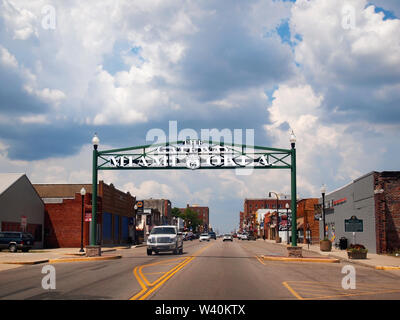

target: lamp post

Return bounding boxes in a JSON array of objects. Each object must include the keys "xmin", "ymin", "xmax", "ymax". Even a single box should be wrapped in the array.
[
  {"xmin": 80, "ymin": 187, "xmax": 86, "ymax": 252},
  {"xmin": 290, "ymin": 130, "xmax": 297, "ymax": 247},
  {"xmin": 285, "ymin": 203, "xmax": 290, "ymax": 244},
  {"xmin": 134, "ymin": 204, "xmax": 138, "ymax": 245},
  {"xmin": 91, "ymin": 133, "xmax": 99, "ymax": 246},
  {"xmin": 269, "ymin": 191, "xmax": 280, "ymax": 241},
  {"xmin": 321, "ymin": 184, "xmax": 327, "ymax": 239}
]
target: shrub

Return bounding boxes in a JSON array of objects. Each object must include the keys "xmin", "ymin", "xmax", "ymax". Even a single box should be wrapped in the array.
[{"xmin": 347, "ymin": 244, "xmax": 368, "ymax": 253}]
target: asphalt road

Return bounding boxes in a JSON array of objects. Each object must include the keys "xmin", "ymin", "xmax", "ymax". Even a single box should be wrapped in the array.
[{"xmin": 1, "ymin": 239, "xmax": 400, "ymax": 300}]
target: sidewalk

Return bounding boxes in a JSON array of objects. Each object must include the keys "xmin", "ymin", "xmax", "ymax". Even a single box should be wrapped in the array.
[
  {"xmin": 261, "ymin": 239, "xmax": 400, "ymax": 270},
  {"xmin": 0, "ymin": 244, "xmax": 133, "ymax": 271}
]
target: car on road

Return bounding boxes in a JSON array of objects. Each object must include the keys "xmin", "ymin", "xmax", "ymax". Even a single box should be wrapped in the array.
[
  {"xmin": 199, "ymin": 233, "xmax": 211, "ymax": 242},
  {"xmin": 247, "ymin": 234, "xmax": 257, "ymax": 241},
  {"xmin": 0, "ymin": 232, "xmax": 34, "ymax": 252},
  {"xmin": 208, "ymin": 231, "xmax": 216, "ymax": 240},
  {"xmin": 240, "ymin": 233, "xmax": 248, "ymax": 240},
  {"xmin": 184, "ymin": 231, "xmax": 195, "ymax": 241},
  {"xmin": 146, "ymin": 225, "xmax": 183, "ymax": 255},
  {"xmin": 222, "ymin": 234, "xmax": 233, "ymax": 242}
]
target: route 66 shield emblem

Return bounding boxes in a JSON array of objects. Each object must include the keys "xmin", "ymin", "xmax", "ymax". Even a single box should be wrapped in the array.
[{"xmin": 186, "ymin": 154, "xmax": 200, "ymax": 170}]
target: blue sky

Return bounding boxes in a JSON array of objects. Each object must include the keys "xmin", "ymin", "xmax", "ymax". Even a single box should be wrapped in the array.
[{"xmin": 0, "ymin": 0, "xmax": 399, "ymax": 233}]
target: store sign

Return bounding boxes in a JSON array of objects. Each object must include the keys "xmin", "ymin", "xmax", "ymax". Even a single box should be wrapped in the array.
[
  {"xmin": 345, "ymin": 216, "xmax": 363, "ymax": 232},
  {"xmin": 136, "ymin": 201, "xmax": 144, "ymax": 214},
  {"xmin": 105, "ymin": 140, "xmax": 280, "ymax": 170},
  {"xmin": 333, "ymin": 198, "xmax": 347, "ymax": 206}
]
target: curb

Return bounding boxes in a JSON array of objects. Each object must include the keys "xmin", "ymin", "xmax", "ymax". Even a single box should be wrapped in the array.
[
  {"xmin": 261, "ymin": 255, "xmax": 340, "ymax": 263},
  {"xmin": 134, "ymin": 244, "xmax": 147, "ymax": 248},
  {"xmin": 48, "ymin": 255, "xmax": 122, "ymax": 264},
  {"xmin": 1, "ymin": 259, "xmax": 49, "ymax": 265},
  {"xmin": 375, "ymin": 266, "xmax": 400, "ymax": 270}
]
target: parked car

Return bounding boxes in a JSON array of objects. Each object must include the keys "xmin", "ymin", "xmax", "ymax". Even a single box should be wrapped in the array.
[
  {"xmin": 199, "ymin": 233, "xmax": 211, "ymax": 242},
  {"xmin": 208, "ymin": 231, "xmax": 217, "ymax": 240},
  {"xmin": 184, "ymin": 232, "xmax": 195, "ymax": 241},
  {"xmin": 0, "ymin": 232, "xmax": 34, "ymax": 252},
  {"xmin": 241, "ymin": 233, "xmax": 248, "ymax": 240},
  {"xmin": 247, "ymin": 234, "xmax": 257, "ymax": 241},
  {"xmin": 146, "ymin": 225, "xmax": 183, "ymax": 255},
  {"xmin": 223, "ymin": 234, "xmax": 233, "ymax": 242}
]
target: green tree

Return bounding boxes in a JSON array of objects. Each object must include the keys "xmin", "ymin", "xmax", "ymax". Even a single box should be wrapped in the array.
[
  {"xmin": 171, "ymin": 207, "xmax": 183, "ymax": 218},
  {"xmin": 183, "ymin": 208, "xmax": 203, "ymax": 233}
]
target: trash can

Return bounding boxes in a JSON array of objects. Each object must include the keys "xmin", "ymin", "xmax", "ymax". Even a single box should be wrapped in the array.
[{"xmin": 339, "ymin": 237, "xmax": 348, "ymax": 250}]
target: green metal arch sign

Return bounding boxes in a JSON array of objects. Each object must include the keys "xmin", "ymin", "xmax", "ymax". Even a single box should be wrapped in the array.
[{"xmin": 91, "ymin": 139, "xmax": 298, "ymax": 246}]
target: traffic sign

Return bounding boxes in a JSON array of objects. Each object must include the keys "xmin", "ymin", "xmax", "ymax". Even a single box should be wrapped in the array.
[
  {"xmin": 21, "ymin": 216, "xmax": 27, "ymax": 228},
  {"xmin": 85, "ymin": 213, "xmax": 92, "ymax": 222}
]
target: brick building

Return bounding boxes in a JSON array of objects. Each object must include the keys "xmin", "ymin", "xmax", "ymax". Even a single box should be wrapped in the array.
[
  {"xmin": 316, "ymin": 171, "xmax": 400, "ymax": 254},
  {"xmin": 179, "ymin": 204, "xmax": 209, "ymax": 232},
  {"xmin": 143, "ymin": 199, "xmax": 172, "ymax": 226},
  {"xmin": 241, "ymin": 197, "xmax": 291, "ymax": 235},
  {"xmin": 34, "ymin": 181, "xmax": 135, "ymax": 248},
  {"xmin": 296, "ymin": 198, "xmax": 319, "ymax": 244}
]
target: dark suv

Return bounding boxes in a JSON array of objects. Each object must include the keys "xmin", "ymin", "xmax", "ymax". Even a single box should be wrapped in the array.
[
  {"xmin": 0, "ymin": 232, "xmax": 34, "ymax": 252},
  {"xmin": 208, "ymin": 231, "xmax": 216, "ymax": 240}
]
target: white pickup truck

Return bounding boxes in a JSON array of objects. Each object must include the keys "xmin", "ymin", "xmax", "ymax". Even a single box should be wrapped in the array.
[{"xmin": 146, "ymin": 225, "xmax": 183, "ymax": 255}]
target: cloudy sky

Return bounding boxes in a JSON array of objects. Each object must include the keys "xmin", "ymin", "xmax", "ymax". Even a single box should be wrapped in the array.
[{"xmin": 0, "ymin": 0, "xmax": 399, "ymax": 233}]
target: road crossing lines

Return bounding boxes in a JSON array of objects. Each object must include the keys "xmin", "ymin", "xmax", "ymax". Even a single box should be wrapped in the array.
[
  {"xmin": 130, "ymin": 243, "xmax": 214, "ymax": 300},
  {"xmin": 282, "ymin": 280, "xmax": 400, "ymax": 300}
]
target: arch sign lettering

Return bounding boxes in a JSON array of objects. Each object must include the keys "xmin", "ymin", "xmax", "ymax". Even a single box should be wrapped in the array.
[
  {"xmin": 98, "ymin": 139, "xmax": 292, "ymax": 170},
  {"xmin": 90, "ymin": 137, "xmax": 298, "ymax": 247}
]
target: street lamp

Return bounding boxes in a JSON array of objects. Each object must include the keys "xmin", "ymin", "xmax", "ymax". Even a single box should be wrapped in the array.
[
  {"xmin": 91, "ymin": 133, "xmax": 99, "ymax": 246},
  {"xmin": 285, "ymin": 203, "xmax": 290, "ymax": 244},
  {"xmin": 289, "ymin": 130, "xmax": 297, "ymax": 247},
  {"xmin": 134, "ymin": 203, "xmax": 138, "ymax": 245},
  {"xmin": 80, "ymin": 187, "xmax": 86, "ymax": 252},
  {"xmin": 321, "ymin": 184, "xmax": 327, "ymax": 239},
  {"xmin": 269, "ymin": 191, "xmax": 280, "ymax": 242}
]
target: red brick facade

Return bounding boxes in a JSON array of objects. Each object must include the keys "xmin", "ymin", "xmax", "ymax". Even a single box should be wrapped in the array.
[
  {"xmin": 179, "ymin": 205, "xmax": 209, "ymax": 232},
  {"xmin": 35, "ymin": 181, "xmax": 135, "ymax": 248},
  {"xmin": 296, "ymin": 198, "xmax": 319, "ymax": 244},
  {"xmin": 44, "ymin": 193, "xmax": 102, "ymax": 248},
  {"xmin": 374, "ymin": 172, "xmax": 400, "ymax": 253},
  {"xmin": 241, "ymin": 198, "xmax": 291, "ymax": 233}
]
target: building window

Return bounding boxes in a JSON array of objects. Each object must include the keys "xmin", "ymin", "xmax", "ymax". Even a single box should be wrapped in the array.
[{"xmin": 265, "ymin": 204, "xmax": 269, "ymax": 209}]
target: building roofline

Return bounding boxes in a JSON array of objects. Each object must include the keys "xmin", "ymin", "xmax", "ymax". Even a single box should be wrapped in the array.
[
  {"xmin": 0, "ymin": 173, "xmax": 25, "ymax": 197},
  {"xmin": 325, "ymin": 171, "xmax": 376, "ymax": 196}
]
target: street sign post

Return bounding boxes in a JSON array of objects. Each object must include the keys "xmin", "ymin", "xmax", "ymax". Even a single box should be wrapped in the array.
[
  {"xmin": 345, "ymin": 216, "xmax": 363, "ymax": 232},
  {"xmin": 21, "ymin": 216, "xmax": 27, "ymax": 231}
]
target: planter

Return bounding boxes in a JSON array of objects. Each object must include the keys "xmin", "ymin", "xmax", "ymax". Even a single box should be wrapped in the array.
[
  {"xmin": 320, "ymin": 240, "xmax": 332, "ymax": 252},
  {"xmin": 347, "ymin": 251, "xmax": 367, "ymax": 259}
]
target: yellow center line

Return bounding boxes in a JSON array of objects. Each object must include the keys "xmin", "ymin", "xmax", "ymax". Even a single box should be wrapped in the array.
[
  {"xmin": 140, "ymin": 257, "xmax": 191, "ymax": 287},
  {"xmin": 130, "ymin": 242, "xmax": 214, "ymax": 300},
  {"xmin": 143, "ymin": 271, "xmax": 168, "ymax": 275},
  {"xmin": 139, "ymin": 256, "xmax": 195, "ymax": 300}
]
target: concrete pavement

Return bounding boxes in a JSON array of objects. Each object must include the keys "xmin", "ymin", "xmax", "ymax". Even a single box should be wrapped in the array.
[
  {"xmin": 0, "ymin": 245, "xmax": 130, "ymax": 270},
  {"xmin": 261, "ymin": 239, "xmax": 400, "ymax": 270},
  {"xmin": 1, "ymin": 239, "xmax": 400, "ymax": 300}
]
